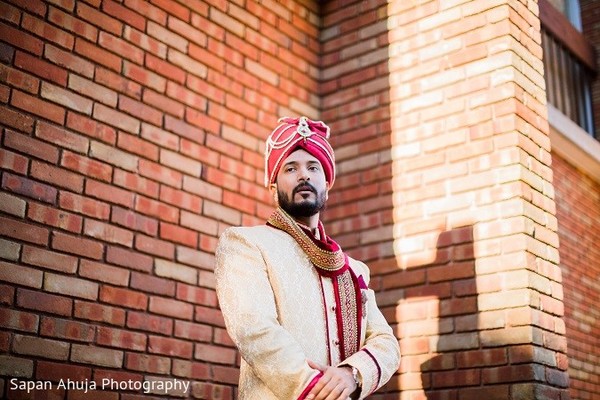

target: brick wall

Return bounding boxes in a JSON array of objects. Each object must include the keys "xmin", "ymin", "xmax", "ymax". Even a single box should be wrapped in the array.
[
  {"xmin": 322, "ymin": 1, "xmax": 570, "ymax": 399},
  {"xmin": 552, "ymin": 154, "xmax": 600, "ymax": 400},
  {"xmin": 0, "ymin": 0, "xmax": 321, "ymax": 398}
]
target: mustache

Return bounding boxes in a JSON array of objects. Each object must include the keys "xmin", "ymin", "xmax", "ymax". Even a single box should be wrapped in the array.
[{"xmin": 293, "ymin": 182, "xmax": 317, "ymax": 195}]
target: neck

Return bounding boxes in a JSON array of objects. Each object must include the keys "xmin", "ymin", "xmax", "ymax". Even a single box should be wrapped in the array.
[{"xmin": 292, "ymin": 213, "xmax": 320, "ymax": 233}]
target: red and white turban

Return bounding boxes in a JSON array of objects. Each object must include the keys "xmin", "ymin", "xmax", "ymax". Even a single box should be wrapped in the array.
[{"xmin": 264, "ymin": 116, "xmax": 336, "ymax": 187}]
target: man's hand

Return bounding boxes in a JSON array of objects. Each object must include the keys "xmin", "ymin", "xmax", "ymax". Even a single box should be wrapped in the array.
[{"xmin": 305, "ymin": 360, "xmax": 357, "ymax": 400}]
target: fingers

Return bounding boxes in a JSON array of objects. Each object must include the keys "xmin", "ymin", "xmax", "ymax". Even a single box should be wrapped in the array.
[
  {"xmin": 306, "ymin": 366, "xmax": 355, "ymax": 400},
  {"xmin": 308, "ymin": 359, "xmax": 326, "ymax": 371}
]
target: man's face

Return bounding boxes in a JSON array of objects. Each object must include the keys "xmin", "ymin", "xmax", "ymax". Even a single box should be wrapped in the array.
[{"xmin": 273, "ymin": 149, "xmax": 329, "ymax": 218}]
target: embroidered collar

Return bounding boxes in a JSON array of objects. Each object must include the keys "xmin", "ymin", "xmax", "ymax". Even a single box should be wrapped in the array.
[{"xmin": 267, "ymin": 207, "xmax": 346, "ymax": 272}]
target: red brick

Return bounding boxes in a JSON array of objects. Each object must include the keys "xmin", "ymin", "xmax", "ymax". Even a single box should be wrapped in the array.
[
  {"xmin": 143, "ymin": 88, "xmax": 184, "ymax": 118},
  {"xmin": 11, "ymin": 89, "xmax": 65, "ymax": 124},
  {"xmin": 59, "ymin": 191, "xmax": 110, "ymax": 220},
  {"xmin": 74, "ymin": 37, "xmax": 120, "ymax": 72},
  {"xmin": 117, "ymin": 131, "xmax": 159, "ymax": 161},
  {"xmin": 182, "ymin": 175, "xmax": 222, "ymax": 202},
  {"xmin": 111, "ymin": 206, "xmax": 158, "ymax": 236},
  {"xmin": 44, "ymin": 44, "xmax": 95, "ymax": 79},
  {"xmin": 127, "ymin": 310, "xmax": 173, "ymax": 335},
  {"xmin": 0, "ymin": 214, "xmax": 49, "ymax": 245},
  {"xmin": 100, "ymin": 286, "xmax": 147, "ymax": 310},
  {"xmin": 124, "ymin": 61, "xmax": 166, "ymax": 93},
  {"xmin": 51, "ymin": 231, "xmax": 104, "ymax": 260},
  {"xmin": 194, "ymin": 305, "xmax": 225, "ymax": 327},
  {"xmin": 181, "ymin": 137, "xmax": 220, "ymax": 167},
  {"xmin": 36, "ymin": 360, "xmax": 92, "ymax": 381},
  {"xmin": 212, "ymin": 365, "xmax": 240, "ymax": 385},
  {"xmin": 35, "ymin": 121, "xmax": 90, "ymax": 153},
  {"xmin": 83, "ymin": 218, "xmax": 133, "ymax": 247},
  {"xmin": 30, "ymin": 161, "xmax": 84, "ymax": 193},
  {"xmin": 118, "ymin": 92, "xmax": 162, "ymax": 125},
  {"xmin": 80, "ymin": 259, "xmax": 130, "ymax": 286},
  {"xmin": 68, "ymin": 73, "xmax": 117, "ymax": 107},
  {"xmin": 134, "ymin": 195, "xmax": 179, "ymax": 223},
  {"xmin": 145, "ymin": 53, "xmax": 185, "ymax": 84},
  {"xmin": 98, "ymin": 31, "xmax": 144, "ymax": 64},
  {"xmin": 40, "ymin": 316, "xmax": 95, "ymax": 342},
  {"xmin": 48, "ymin": 6, "xmax": 98, "ymax": 42},
  {"xmin": 70, "ymin": 343, "xmax": 123, "ymax": 368},
  {"xmin": 17, "ymin": 288, "xmax": 73, "ymax": 316},
  {"xmin": 195, "ymin": 343, "xmax": 236, "ymax": 364},
  {"xmin": 13, "ymin": 334, "xmax": 70, "ymax": 360},
  {"xmin": 85, "ymin": 178, "xmax": 134, "ymax": 207},
  {"xmin": 97, "ymin": 326, "xmax": 147, "ymax": 351},
  {"xmin": 45, "ymin": 273, "xmax": 99, "ymax": 300},
  {"xmin": 0, "ymin": 306, "xmax": 39, "ymax": 333},
  {"xmin": 22, "ymin": 245, "xmax": 78, "ymax": 273},
  {"xmin": 74, "ymin": 300, "xmax": 125, "ymax": 326},
  {"xmin": 130, "ymin": 271, "xmax": 175, "ymax": 296},
  {"xmin": 159, "ymin": 222, "xmax": 198, "ymax": 247},
  {"xmin": 0, "ymin": 148, "xmax": 28, "ymax": 174},
  {"xmin": 15, "ymin": 51, "xmax": 67, "ymax": 86},
  {"xmin": 66, "ymin": 111, "xmax": 116, "ymax": 144},
  {"xmin": 28, "ymin": 202, "xmax": 83, "ymax": 233},
  {"xmin": 149, "ymin": 296, "xmax": 193, "ymax": 320},
  {"xmin": 93, "ymin": 103, "xmax": 141, "ymax": 134},
  {"xmin": 22, "ymin": 13, "xmax": 74, "ymax": 50},
  {"xmin": 139, "ymin": 158, "xmax": 182, "ymax": 187},
  {"xmin": 61, "ymin": 150, "xmax": 112, "ymax": 182},
  {"xmin": 164, "ymin": 114, "xmax": 206, "ymax": 143},
  {"xmin": 147, "ymin": 335, "xmax": 193, "ymax": 358},
  {"xmin": 5, "ymin": 129, "xmax": 59, "ymax": 163},
  {"xmin": 102, "ymin": 0, "xmax": 145, "ymax": 31},
  {"xmin": 0, "ymin": 283, "xmax": 14, "ymax": 305},
  {"xmin": 0, "ymin": 21, "xmax": 43, "ymax": 56},
  {"xmin": 172, "ymin": 359, "xmax": 210, "ymax": 380},
  {"xmin": 106, "ymin": 245, "xmax": 153, "ymax": 272},
  {"xmin": 113, "ymin": 169, "xmax": 159, "ymax": 199},
  {"xmin": 95, "ymin": 67, "xmax": 141, "ymax": 100},
  {"xmin": 173, "ymin": 320, "xmax": 212, "ymax": 342},
  {"xmin": 124, "ymin": 25, "xmax": 167, "ymax": 58},
  {"xmin": 176, "ymin": 283, "xmax": 217, "ymax": 307},
  {"xmin": 76, "ymin": 3, "xmax": 122, "ymax": 35},
  {"xmin": 0, "ymin": 104, "xmax": 35, "ymax": 133},
  {"xmin": 0, "ymin": 63, "xmax": 39, "ymax": 94},
  {"xmin": 125, "ymin": 352, "xmax": 170, "ymax": 374}
]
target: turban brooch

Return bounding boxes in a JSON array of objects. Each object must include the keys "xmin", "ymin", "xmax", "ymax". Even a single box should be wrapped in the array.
[{"xmin": 264, "ymin": 116, "xmax": 335, "ymax": 187}]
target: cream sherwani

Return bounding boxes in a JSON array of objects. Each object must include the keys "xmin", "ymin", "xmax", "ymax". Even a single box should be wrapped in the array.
[{"xmin": 215, "ymin": 225, "xmax": 400, "ymax": 399}]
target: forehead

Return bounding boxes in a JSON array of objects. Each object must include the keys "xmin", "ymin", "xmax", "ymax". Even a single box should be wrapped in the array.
[{"xmin": 282, "ymin": 149, "xmax": 322, "ymax": 165}]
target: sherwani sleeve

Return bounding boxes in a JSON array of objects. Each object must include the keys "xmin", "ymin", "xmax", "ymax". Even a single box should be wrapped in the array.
[
  {"xmin": 215, "ymin": 227, "xmax": 319, "ymax": 399},
  {"xmin": 339, "ymin": 264, "xmax": 400, "ymax": 398}
]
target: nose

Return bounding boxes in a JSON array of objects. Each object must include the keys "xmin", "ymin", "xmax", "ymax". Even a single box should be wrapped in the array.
[{"xmin": 298, "ymin": 166, "xmax": 310, "ymax": 181}]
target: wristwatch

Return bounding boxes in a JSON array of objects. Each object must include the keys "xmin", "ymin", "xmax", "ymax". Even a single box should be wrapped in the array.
[{"xmin": 350, "ymin": 366, "xmax": 361, "ymax": 399}]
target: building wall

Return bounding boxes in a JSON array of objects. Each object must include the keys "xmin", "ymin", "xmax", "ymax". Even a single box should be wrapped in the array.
[
  {"xmin": 322, "ymin": 1, "xmax": 570, "ymax": 399},
  {"xmin": 0, "ymin": 0, "xmax": 321, "ymax": 398},
  {"xmin": 0, "ymin": 0, "xmax": 591, "ymax": 400},
  {"xmin": 552, "ymin": 154, "xmax": 600, "ymax": 400}
]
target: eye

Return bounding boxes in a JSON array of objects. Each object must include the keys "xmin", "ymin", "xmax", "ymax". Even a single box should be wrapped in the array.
[
  {"xmin": 308, "ymin": 165, "xmax": 320, "ymax": 171},
  {"xmin": 285, "ymin": 166, "xmax": 296, "ymax": 173}
]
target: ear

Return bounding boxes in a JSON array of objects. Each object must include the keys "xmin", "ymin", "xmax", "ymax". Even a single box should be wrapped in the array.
[
  {"xmin": 269, "ymin": 184, "xmax": 278, "ymax": 204},
  {"xmin": 325, "ymin": 181, "xmax": 330, "ymax": 201}
]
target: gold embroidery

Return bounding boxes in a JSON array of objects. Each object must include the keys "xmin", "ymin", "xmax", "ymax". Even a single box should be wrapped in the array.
[
  {"xmin": 337, "ymin": 273, "xmax": 359, "ymax": 358},
  {"xmin": 267, "ymin": 208, "xmax": 345, "ymax": 272}
]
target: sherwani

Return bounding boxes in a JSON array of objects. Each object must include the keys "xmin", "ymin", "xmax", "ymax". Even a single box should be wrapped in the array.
[{"xmin": 215, "ymin": 224, "xmax": 400, "ymax": 399}]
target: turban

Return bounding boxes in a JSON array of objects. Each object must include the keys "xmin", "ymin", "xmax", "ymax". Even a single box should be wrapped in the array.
[{"xmin": 264, "ymin": 116, "xmax": 336, "ymax": 187}]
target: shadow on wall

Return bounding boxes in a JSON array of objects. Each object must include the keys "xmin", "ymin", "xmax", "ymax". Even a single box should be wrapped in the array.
[{"xmin": 372, "ymin": 225, "xmax": 479, "ymax": 399}]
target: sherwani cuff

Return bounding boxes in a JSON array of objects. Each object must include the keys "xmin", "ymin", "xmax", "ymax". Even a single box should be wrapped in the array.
[
  {"xmin": 297, "ymin": 371, "xmax": 323, "ymax": 400},
  {"xmin": 338, "ymin": 349, "xmax": 381, "ymax": 398}
]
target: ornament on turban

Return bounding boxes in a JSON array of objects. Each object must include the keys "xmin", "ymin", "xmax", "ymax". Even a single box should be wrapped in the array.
[{"xmin": 264, "ymin": 116, "xmax": 336, "ymax": 188}]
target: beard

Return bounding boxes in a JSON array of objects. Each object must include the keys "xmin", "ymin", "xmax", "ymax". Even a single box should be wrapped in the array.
[{"xmin": 278, "ymin": 182, "xmax": 326, "ymax": 218}]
